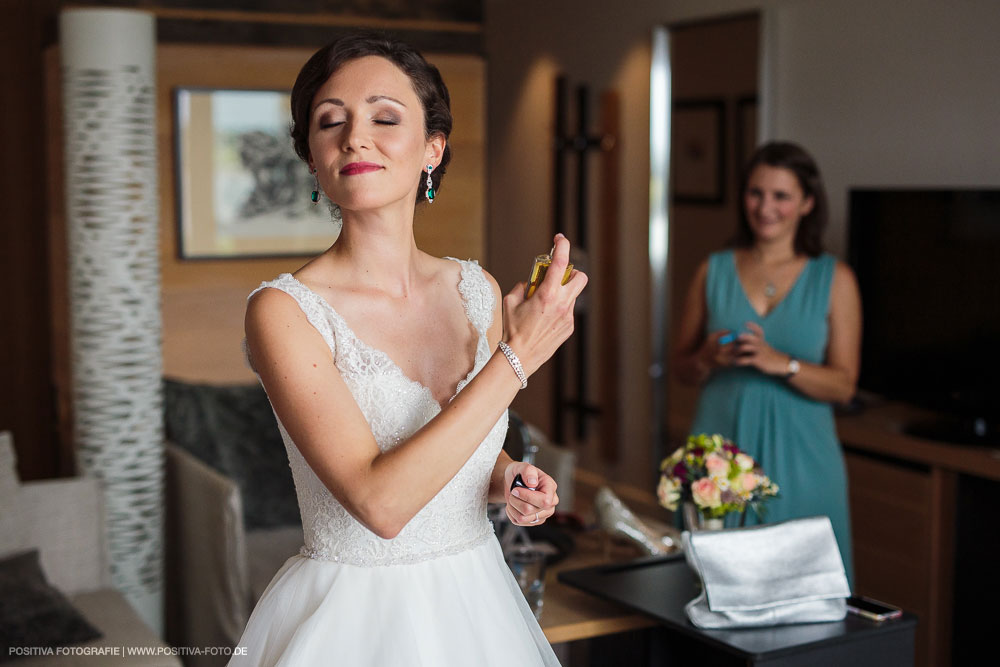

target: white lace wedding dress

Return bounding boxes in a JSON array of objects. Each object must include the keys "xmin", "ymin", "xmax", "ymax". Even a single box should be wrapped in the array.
[{"xmin": 230, "ymin": 259, "xmax": 559, "ymax": 666}]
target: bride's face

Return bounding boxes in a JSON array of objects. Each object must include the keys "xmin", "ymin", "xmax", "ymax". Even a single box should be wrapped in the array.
[{"xmin": 307, "ymin": 56, "xmax": 443, "ymax": 215}]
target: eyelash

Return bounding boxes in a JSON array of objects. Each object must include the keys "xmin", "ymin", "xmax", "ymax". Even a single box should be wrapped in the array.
[{"xmin": 318, "ymin": 118, "xmax": 399, "ymax": 129}]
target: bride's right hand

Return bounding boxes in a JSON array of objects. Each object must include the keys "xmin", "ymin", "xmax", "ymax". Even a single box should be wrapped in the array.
[{"xmin": 501, "ymin": 233, "xmax": 588, "ymax": 377}]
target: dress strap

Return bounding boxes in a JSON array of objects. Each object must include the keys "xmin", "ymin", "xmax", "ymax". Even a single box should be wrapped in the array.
[
  {"xmin": 446, "ymin": 258, "xmax": 495, "ymax": 338},
  {"xmin": 241, "ymin": 274, "xmax": 338, "ymax": 373},
  {"xmin": 810, "ymin": 253, "xmax": 837, "ymax": 316}
]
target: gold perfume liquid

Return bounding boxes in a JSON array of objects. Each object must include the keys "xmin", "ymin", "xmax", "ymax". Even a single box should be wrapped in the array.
[{"xmin": 525, "ymin": 252, "xmax": 573, "ymax": 299}]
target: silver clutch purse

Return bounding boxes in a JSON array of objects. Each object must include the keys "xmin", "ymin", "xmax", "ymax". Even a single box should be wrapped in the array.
[{"xmin": 681, "ymin": 515, "xmax": 850, "ymax": 629}]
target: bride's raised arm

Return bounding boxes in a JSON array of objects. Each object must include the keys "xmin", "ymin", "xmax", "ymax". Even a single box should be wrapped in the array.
[{"xmin": 245, "ymin": 235, "xmax": 585, "ymax": 539}]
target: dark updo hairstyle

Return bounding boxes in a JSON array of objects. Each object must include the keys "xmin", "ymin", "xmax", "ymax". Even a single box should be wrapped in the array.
[
  {"xmin": 289, "ymin": 33, "xmax": 452, "ymax": 204},
  {"xmin": 734, "ymin": 141, "xmax": 828, "ymax": 257}
]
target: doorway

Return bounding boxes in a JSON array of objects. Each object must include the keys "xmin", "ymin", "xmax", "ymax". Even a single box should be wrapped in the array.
[{"xmin": 649, "ymin": 13, "xmax": 761, "ymax": 463}]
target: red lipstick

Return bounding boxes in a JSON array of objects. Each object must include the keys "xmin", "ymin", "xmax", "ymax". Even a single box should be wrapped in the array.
[{"xmin": 340, "ymin": 162, "xmax": 382, "ymax": 175}]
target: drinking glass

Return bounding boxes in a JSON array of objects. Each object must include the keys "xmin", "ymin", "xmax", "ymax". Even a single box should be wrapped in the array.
[{"xmin": 506, "ymin": 545, "xmax": 547, "ymax": 619}]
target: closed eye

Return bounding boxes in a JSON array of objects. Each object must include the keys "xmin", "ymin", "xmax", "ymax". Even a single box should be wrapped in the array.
[{"xmin": 319, "ymin": 121, "xmax": 344, "ymax": 129}]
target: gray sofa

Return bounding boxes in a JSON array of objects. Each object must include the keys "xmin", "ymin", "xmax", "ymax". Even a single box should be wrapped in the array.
[{"xmin": 0, "ymin": 431, "xmax": 180, "ymax": 666}]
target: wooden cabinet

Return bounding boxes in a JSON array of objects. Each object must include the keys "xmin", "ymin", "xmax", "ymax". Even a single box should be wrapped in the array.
[
  {"xmin": 843, "ymin": 449, "xmax": 954, "ymax": 667},
  {"xmin": 838, "ymin": 403, "xmax": 1000, "ymax": 667}
]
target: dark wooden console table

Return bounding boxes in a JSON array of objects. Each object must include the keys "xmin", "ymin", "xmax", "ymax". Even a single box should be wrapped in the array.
[{"xmin": 560, "ymin": 555, "xmax": 917, "ymax": 667}]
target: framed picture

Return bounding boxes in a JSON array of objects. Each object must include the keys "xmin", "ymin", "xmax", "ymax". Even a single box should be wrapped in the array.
[
  {"xmin": 735, "ymin": 96, "xmax": 759, "ymax": 179},
  {"xmin": 173, "ymin": 87, "xmax": 337, "ymax": 259},
  {"xmin": 671, "ymin": 99, "xmax": 725, "ymax": 204}
]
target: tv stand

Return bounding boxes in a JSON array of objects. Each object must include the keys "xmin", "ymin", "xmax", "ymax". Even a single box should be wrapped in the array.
[{"xmin": 904, "ymin": 414, "xmax": 997, "ymax": 448}]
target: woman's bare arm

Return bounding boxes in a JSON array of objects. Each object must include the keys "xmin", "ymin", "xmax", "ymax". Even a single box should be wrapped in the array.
[
  {"xmin": 784, "ymin": 262, "xmax": 861, "ymax": 403},
  {"xmin": 246, "ymin": 237, "xmax": 584, "ymax": 539}
]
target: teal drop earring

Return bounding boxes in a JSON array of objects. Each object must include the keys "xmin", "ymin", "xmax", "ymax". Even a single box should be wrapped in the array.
[
  {"xmin": 425, "ymin": 164, "xmax": 435, "ymax": 203},
  {"xmin": 311, "ymin": 170, "xmax": 320, "ymax": 204}
]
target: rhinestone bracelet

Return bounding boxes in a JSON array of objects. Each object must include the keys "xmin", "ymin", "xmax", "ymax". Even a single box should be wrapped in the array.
[{"xmin": 497, "ymin": 341, "xmax": 528, "ymax": 390}]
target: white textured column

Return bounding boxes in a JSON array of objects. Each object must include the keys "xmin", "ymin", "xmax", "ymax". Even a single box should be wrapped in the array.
[{"xmin": 60, "ymin": 8, "xmax": 163, "ymax": 634}]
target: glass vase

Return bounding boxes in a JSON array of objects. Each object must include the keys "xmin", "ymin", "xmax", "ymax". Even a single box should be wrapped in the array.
[{"xmin": 682, "ymin": 502, "xmax": 725, "ymax": 531}]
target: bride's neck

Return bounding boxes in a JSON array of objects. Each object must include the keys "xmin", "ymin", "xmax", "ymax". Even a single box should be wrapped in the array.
[{"xmin": 330, "ymin": 213, "xmax": 424, "ymax": 297}]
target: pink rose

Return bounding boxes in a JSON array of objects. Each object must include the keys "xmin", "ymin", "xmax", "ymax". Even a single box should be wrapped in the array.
[
  {"xmin": 735, "ymin": 453, "xmax": 755, "ymax": 471},
  {"xmin": 705, "ymin": 453, "xmax": 729, "ymax": 478},
  {"xmin": 691, "ymin": 478, "xmax": 721, "ymax": 509},
  {"xmin": 738, "ymin": 472, "xmax": 759, "ymax": 492}
]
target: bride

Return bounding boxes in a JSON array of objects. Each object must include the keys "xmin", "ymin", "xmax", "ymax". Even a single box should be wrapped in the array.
[{"xmin": 231, "ymin": 34, "xmax": 586, "ymax": 666}]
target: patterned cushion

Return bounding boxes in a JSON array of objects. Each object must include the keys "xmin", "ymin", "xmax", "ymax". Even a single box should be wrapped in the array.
[
  {"xmin": 163, "ymin": 379, "xmax": 299, "ymax": 530},
  {"xmin": 0, "ymin": 550, "xmax": 102, "ymax": 660}
]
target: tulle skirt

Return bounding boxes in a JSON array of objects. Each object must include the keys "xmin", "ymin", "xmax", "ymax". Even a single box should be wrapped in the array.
[{"xmin": 228, "ymin": 538, "xmax": 559, "ymax": 666}]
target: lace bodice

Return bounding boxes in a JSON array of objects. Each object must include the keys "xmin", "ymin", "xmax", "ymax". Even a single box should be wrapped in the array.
[{"xmin": 245, "ymin": 258, "xmax": 506, "ymax": 567}]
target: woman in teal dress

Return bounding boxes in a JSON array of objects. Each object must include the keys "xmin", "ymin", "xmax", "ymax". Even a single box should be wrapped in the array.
[{"xmin": 673, "ymin": 142, "xmax": 861, "ymax": 585}]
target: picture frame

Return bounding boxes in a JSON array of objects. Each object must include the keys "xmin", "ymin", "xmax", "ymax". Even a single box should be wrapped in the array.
[
  {"xmin": 173, "ymin": 87, "xmax": 337, "ymax": 260},
  {"xmin": 671, "ymin": 99, "xmax": 726, "ymax": 205}
]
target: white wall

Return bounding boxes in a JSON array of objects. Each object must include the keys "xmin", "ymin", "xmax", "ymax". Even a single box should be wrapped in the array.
[
  {"xmin": 485, "ymin": 0, "xmax": 1000, "ymax": 487},
  {"xmin": 770, "ymin": 0, "xmax": 1000, "ymax": 256}
]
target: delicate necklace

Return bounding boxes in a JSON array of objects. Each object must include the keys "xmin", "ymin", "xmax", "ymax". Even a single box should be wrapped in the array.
[{"xmin": 755, "ymin": 249, "xmax": 795, "ymax": 300}]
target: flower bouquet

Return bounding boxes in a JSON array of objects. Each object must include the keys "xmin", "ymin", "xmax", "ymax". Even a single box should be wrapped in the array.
[{"xmin": 657, "ymin": 433, "xmax": 779, "ymax": 530}]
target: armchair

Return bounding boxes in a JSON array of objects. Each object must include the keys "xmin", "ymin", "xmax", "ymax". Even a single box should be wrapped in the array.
[
  {"xmin": 0, "ymin": 432, "xmax": 181, "ymax": 666},
  {"xmin": 164, "ymin": 443, "xmax": 301, "ymax": 667}
]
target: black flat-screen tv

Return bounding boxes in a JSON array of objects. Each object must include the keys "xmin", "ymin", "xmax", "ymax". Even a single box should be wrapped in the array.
[{"xmin": 848, "ymin": 188, "xmax": 1000, "ymax": 446}]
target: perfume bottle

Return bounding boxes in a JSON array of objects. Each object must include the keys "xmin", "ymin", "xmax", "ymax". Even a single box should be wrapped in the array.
[{"xmin": 525, "ymin": 247, "xmax": 573, "ymax": 299}]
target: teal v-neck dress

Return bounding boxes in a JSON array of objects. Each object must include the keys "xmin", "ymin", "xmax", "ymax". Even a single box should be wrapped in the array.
[{"xmin": 690, "ymin": 249, "xmax": 853, "ymax": 585}]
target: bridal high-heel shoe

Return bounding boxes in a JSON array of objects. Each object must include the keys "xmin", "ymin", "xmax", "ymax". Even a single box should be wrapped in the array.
[{"xmin": 594, "ymin": 487, "xmax": 679, "ymax": 556}]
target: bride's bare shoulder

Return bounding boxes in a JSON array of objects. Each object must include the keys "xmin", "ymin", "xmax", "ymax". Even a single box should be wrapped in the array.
[{"xmin": 245, "ymin": 257, "xmax": 336, "ymax": 332}]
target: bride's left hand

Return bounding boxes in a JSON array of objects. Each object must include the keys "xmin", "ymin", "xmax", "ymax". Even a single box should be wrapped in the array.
[{"xmin": 503, "ymin": 462, "xmax": 559, "ymax": 526}]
